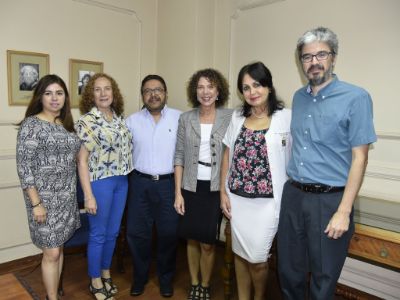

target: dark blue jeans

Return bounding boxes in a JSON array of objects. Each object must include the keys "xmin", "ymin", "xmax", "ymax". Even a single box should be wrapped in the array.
[
  {"xmin": 126, "ymin": 172, "xmax": 178, "ymax": 288},
  {"xmin": 277, "ymin": 180, "xmax": 354, "ymax": 300}
]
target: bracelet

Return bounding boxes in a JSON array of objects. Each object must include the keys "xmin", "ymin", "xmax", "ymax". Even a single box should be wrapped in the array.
[{"xmin": 31, "ymin": 201, "xmax": 42, "ymax": 208}]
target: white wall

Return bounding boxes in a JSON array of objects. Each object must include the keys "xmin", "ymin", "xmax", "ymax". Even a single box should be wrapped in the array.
[{"xmin": 0, "ymin": 0, "xmax": 158, "ymax": 263}]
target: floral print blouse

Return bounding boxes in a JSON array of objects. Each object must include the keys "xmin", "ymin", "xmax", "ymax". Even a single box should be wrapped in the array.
[
  {"xmin": 228, "ymin": 125, "xmax": 273, "ymax": 198},
  {"xmin": 75, "ymin": 107, "xmax": 133, "ymax": 181}
]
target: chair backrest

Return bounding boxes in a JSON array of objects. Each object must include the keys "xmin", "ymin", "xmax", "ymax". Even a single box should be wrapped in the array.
[{"xmin": 64, "ymin": 175, "xmax": 89, "ymax": 248}]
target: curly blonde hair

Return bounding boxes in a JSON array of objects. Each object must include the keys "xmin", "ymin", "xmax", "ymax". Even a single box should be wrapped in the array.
[{"xmin": 79, "ymin": 73, "xmax": 124, "ymax": 116}]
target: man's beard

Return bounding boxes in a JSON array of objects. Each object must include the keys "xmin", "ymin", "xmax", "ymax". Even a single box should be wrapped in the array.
[
  {"xmin": 306, "ymin": 63, "xmax": 333, "ymax": 86},
  {"xmin": 144, "ymin": 96, "xmax": 166, "ymax": 112}
]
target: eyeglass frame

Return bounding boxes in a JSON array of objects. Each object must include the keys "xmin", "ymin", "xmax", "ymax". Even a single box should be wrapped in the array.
[
  {"xmin": 142, "ymin": 87, "xmax": 166, "ymax": 96},
  {"xmin": 300, "ymin": 51, "xmax": 335, "ymax": 63}
]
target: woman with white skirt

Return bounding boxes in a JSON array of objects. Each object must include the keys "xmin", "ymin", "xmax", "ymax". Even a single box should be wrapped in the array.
[{"xmin": 220, "ymin": 62, "xmax": 291, "ymax": 300}]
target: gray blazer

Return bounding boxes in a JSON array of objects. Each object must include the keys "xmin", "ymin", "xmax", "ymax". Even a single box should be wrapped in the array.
[{"xmin": 174, "ymin": 107, "xmax": 233, "ymax": 192}]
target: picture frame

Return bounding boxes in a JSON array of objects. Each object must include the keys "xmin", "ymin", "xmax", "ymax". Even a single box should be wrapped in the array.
[
  {"xmin": 69, "ymin": 59, "xmax": 103, "ymax": 108},
  {"xmin": 7, "ymin": 50, "xmax": 50, "ymax": 106}
]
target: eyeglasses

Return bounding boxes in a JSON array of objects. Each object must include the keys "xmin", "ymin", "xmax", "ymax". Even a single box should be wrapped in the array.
[
  {"xmin": 300, "ymin": 51, "xmax": 334, "ymax": 63},
  {"xmin": 142, "ymin": 87, "xmax": 165, "ymax": 96}
]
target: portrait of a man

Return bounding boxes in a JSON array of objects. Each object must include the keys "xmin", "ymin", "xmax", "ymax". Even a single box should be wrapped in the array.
[{"xmin": 19, "ymin": 63, "xmax": 39, "ymax": 91}]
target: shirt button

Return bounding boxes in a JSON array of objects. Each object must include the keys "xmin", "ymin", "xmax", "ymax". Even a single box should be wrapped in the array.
[
  {"xmin": 300, "ymin": 162, "xmax": 304, "ymax": 166},
  {"xmin": 313, "ymin": 99, "xmax": 317, "ymax": 102},
  {"xmin": 303, "ymin": 146, "xmax": 307, "ymax": 150},
  {"xmin": 213, "ymin": 162, "xmax": 216, "ymax": 166},
  {"xmin": 322, "ymin": 95, "xmax": 325, "ymax": 99},
  {"xmin": 304, "ymin": 131, "xmax": 308, "ymax": 134},
  {"xmin": 308, "ymin": 115, "xmax": 312, "ymax": 118},
  {"xmin": 300, "ymin": 178, "xmax": 304, "ymax": 181},
  {"xmin": 212, "ymin": 153, "xmax": 216, "ymax": 156},
  {"xmin": 212, "ymin": 144, "xmax": 215, "ymax": 147}
]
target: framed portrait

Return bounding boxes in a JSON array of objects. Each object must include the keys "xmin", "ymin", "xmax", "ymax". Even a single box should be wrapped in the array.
[
  {"xmin": 7, "ymin": 50, "xmax": 50, "ymax": 106},
  {"xmin": 69, "ymin": 59, "xmax": 103, "ymax": 108}
]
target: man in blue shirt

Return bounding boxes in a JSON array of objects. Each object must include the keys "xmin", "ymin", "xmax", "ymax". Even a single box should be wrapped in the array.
[
  {"xmin": 126, "ymin": 75, "xmax": 181, "ymax": 298},
  {"xmin": 277, "ymin": 27, "xmax": 377, "ymax": 300}
]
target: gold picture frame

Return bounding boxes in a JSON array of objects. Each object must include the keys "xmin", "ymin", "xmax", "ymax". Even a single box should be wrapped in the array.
[
  {"xmin": 69, "ymin": 59, "xmax": 104, "ymax": 108},
  {"xmin": 7, "ymin": 50, "xmax": 50, "ymax": 106}
]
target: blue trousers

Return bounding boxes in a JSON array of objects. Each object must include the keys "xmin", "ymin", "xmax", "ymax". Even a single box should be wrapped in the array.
[
  {"xmin": 277, "ymin": 181, "xmax": 354, "ymax": 300},
  {"xmin": 87, "ymin": 175, "xmax": 128, "ymax": 278},
  {"xmin": 126, "ymin": 172, "xmax": 178, "ymax": 288}
]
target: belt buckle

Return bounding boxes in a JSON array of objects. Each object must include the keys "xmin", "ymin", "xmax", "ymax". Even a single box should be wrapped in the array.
[{"xmin": 152, "ymin": 174, "xmax": 159, "ymax": 181}]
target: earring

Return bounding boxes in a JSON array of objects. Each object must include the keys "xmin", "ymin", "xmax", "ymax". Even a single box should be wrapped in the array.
[{"xmin": 216, "ymin": 96, "xmax": 219, "ymax": 101}]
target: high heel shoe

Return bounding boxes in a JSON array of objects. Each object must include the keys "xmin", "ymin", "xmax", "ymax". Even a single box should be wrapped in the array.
[
  {"xmin": 101, "ymin": 277, "xmax": 118, "ymax": 295},
  {"xmin": 89, "ymin": 282, "xmax": 113, "ymax": 299}
]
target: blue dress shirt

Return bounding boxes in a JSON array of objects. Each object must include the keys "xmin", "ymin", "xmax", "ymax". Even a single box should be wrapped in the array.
[
  {"xmin": 126, "ymin": 106, "xmax": 181, "ymax": 175},
  {"xmin": 287, "ymin": 76, "xmax": 377, "ymax": 186}
]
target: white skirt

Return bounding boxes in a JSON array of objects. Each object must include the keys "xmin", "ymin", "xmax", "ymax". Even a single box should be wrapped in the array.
[{"xmin": 228, "ymin": 190, "xmax": 278, "ymax": 263}]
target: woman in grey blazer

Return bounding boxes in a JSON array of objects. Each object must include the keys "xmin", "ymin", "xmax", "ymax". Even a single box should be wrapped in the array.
[{"xmin": 174, "ymin": 69, "xmax": 232, "ymax": 300}]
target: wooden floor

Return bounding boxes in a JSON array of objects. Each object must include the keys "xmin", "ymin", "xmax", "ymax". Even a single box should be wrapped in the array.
[
  {"xmin": 15, "ymin": 241, "xmax": 242, "ymax": 300},
  {"xmin": 12, "ymin": 241, "xmax": 355, "ymax": 300},
  {"xmin": 0, "ymin": 273, "xmax": 33, "ymax": 300}
]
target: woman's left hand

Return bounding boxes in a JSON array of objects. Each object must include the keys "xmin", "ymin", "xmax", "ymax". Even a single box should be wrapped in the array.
[{"xmin": 174, "ymin": 193, "xmax": 185, "ymax": 215}]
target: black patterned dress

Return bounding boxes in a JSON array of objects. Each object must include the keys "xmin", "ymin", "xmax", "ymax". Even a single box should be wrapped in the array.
[{"xmin": 16, "ymin": 116, "xmax": 81, "ymax": 248}]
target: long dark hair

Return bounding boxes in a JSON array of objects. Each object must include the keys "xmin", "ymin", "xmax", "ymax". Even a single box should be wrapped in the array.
[
  {"xmin": 237, "ymin": 62, "xmax": 284, "ymax": 117},
  {"xmin": 18, "ymin": 74, "xmax": 75, "ymax": 132}
]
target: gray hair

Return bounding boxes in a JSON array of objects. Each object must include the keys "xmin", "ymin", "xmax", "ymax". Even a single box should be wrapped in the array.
[{"xmin": 296, "ymin": 27, "xmax": 338, "ymax": 59}]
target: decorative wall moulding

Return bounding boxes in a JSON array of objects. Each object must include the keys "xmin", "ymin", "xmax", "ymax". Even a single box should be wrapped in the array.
[
  {"xmin": 0, "ymin": 121, "xmax": 17, "ymax": 127},
  {"xmin": 376, "ymin": 130, "xmax": 400, "ymax": 140},
  {"xmin": 235, "ymin": 0, "xmax": 284, "ymax": 11},
  {"xmin": 0, "ymin": 149, "xmax": 16, "ymax": 161},
  {"xmin": 0, "ymin": 181, "xmax": 20, "ymax": 190},
  {"xmin": 72, "ymin": 0, "xmax": 138, "ymax": 17},
  {"xmin": 365, "ymin": 161, "xmax": 400, "ymax": 181}
]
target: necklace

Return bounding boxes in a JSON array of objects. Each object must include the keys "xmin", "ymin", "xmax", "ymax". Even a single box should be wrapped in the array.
[{"xmin": 251, "ymin": 108, "xmax": 267, "ymax": 119}]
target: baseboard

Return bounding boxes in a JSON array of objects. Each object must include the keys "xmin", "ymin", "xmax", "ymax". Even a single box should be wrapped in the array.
[{"xmin": 0, "ymin": 254, "xmax": 41, "ymax": 276}]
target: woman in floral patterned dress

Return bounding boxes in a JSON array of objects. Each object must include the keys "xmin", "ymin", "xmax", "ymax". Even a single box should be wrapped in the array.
[
  {"xmin": 16, "ymin": 74, "xmax": 81, "ymax": 300},
  {"xmin": 220, "ymin": 62, "xmax": 291, "ymax": 300}
]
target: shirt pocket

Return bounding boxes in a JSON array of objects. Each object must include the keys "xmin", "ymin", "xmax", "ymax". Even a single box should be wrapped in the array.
[{"xmin": 309, "ymin": 114, "xmax": 338, "ymax": 144}]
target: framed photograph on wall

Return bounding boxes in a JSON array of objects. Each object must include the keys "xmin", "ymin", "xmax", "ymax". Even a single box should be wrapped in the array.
[
  {"xmin": 7, "ymin": 50, "xmax": 50, "ymax": 106},
  {"xmin": 69, "ymin": 59, "xmax": 103, "ymax": 108}
]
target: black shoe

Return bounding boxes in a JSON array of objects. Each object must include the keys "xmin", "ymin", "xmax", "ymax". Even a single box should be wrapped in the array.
[
  {"xmin": 187, "ymin": 284, "xmax": 200, "ymax": 300},
  {"xmin": 160, "ymin": 284, "xmax": 173, "ymax": 298},
  {"xmin": 89, "ymin": 283, "xmax": 113, "ymax": 299},
  {"xmin": 130, "ymin": 284, "xmax": 144, "ymax": 296},
  {"xmin": 199, "ymin": 285, "xmax": 210, "ymax": 300}
]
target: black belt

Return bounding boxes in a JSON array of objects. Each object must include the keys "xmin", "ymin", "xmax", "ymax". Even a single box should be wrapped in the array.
[
  {"xmin": 133, "ymin": 169, "xmax": 174, "ymax": 181},
  {"xmin": 289, "ymin": 179, "xmax": 344, "ymax": 194},
  {"xmin": 198, "ymin": 161, "xmax": 211, "ymax": 167}
]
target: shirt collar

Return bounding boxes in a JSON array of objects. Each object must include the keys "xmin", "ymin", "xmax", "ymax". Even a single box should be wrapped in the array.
[
  {"xmin": 143, "ymin": 105, "xmax": 168, "ymax": 118},
  {"xmin": 90, "ymin": 106, "xmax": 116, "ymax": 120}
]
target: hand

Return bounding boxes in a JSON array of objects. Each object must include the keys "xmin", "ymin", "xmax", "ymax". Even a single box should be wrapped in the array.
[
  {"xmin": 174, "ymin": 193, "xmax": 185, "ymax": 215},
  {"xmin": 220, "ymin": 191, "xmax": 231, "ymax": 219},
  {"xmin": 33, "ymin": 205, "xmax": 47, "ymax": 223},
  {"xmin": 85, "ymin": 197, "xmax": 97, "ymax": 215},
  {"xmin": 324, "ymin": 211, "xmax": 350, "ymax": 239}
]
